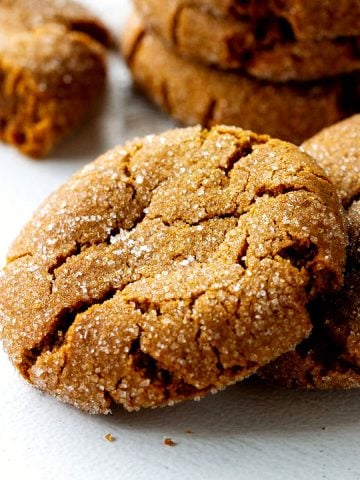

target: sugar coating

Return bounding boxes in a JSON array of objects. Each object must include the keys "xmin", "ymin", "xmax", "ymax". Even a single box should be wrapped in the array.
[
  {"xmin": 0, "ymin": 125, "xmax": 346, "ymax": 413},
  {"xmin": 0, "ymin": 0, "xmax": 108, "ymax": 157},
  {"xmin": 122, "ymin": 14, "xmax": 359, "ymax": 146},
  {"xmin": 134, "ymin": 0, "xmax": 360, "ymax": 81},
  {"xmin": 261, "ymin": 115, "xmax": 360, "ymax": 388}
]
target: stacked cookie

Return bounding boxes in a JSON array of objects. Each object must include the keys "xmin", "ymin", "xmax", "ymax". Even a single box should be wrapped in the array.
[{"xmin": 123, "ymin": 0, "xmax": 360, "ymax": 144}]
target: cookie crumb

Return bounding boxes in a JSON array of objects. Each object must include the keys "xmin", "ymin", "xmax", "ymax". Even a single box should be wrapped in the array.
[
  {"xmin": 185, "ymin": 429, "xmax": 193, "ymax": 434},
  {"xmin": 104, "ymin": 433, "xmax": 115, "ymax": 442},
  {"xmin": 163, "ymin": 437, "xmax": 176, "ymax": 447}
]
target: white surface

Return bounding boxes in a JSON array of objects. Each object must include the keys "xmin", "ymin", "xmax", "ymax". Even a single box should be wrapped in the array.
[{"xmin": 1, "ymin": 2, "xmax": 360, "ymax": 479}]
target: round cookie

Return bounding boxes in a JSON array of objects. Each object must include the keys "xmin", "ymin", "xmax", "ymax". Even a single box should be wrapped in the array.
[
  {"xmin": 0, "ymin": 125, "xmax": 346, "ymax": 413},
  {"xmin": 122, "ymin": 14, "xmax": 359, "ymax": 145},
  {"xmin": 135, "ymin": 0, "xmax": 360, "ymax": 81},
  {"xmin": 260, "ymin": 115, "xmax": 360, "ymax": 389},
  {"xmin": 192, "ymin": 0, "xmax": 360, "ymax": 41},
  {"xmin": 0, "ymin": 0, "xmax": 108, "ymax": 157}
]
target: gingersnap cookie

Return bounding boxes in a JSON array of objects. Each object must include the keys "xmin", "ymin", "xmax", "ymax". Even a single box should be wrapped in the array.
[
  {"xmin": 0, "ymin": 0, "xmax": 108, "ymax": 157},
  {"xmin": 194, "ymin": 0, "xmax": 360, "ymax": 41},
  {"xmin": 135, "ymin": 0, "xmax": 360, "ymax": 81},
  {"xmin": 0, "ymin": 125, "xmax": 346, "ymax": 413},
  {"xmin": 260, "ymin": 115, "xmax": 360, "ymax": 389},
  {"xmin": 122, "ymin": 15, "xmax": 359, "ymax": 145}
]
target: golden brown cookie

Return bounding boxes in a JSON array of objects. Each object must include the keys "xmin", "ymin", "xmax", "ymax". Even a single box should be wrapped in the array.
[
  {"xmin": 195, "ymin": 0, "xmax": 360, "ymax": 41},
  {"xmin": 0, "ymin": 125, "xmax": 346, "ymax": 413},
  {"xmin": 0, "ymin": 0, "xmax": 108, "ymax": 157},
  {"xmin": 135, "ymin": 0, "xmax": 360, "ymax": 81},
  {"xmin": 122, "ymin": 15, "xmax": 359, "ymax": 145},
  {"xmin": 260, "ymin": 115, "xmax": 360, "ymax": 389}
]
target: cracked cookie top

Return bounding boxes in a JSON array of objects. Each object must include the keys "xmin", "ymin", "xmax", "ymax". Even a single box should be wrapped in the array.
[
  {"xmin": 0, "ymin": 125, "xmax": 346, "ymax": 413},
  {"xmin": 260, "ymin": 115, "xmax": 360, "ymax": 388}
]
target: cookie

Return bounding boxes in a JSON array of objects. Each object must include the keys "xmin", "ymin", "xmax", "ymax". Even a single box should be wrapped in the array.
[
  {"xmin": 194, "ymin": 0, "xmax": 360, "ymax": 41},
  {"xmin": 0, "ymin": 0, "xmax": 108, "ymax": 157},
  {"xmin": 260, "ymin": 115, "xmax": 360, "ymax": 388},
  {"xmin": 0, "ymin": 125, "xmax": 346, "ymax": 413},
  {"xmin": 135, "ymin": 0, "xmax": 360, "ymax": 81},
  {"xmin": 122, "ymin": 15, "xmax": 359, "ymax": 145}
]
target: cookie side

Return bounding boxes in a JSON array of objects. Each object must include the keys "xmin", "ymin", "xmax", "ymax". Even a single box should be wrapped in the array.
[
  {"xmin": 0, "ymin": 126, "xmax": 346, "ymax": 413},
  {"xmin": 122, "ymin": 15, "xmax": 359, "ymax": 145},
  {"xmin": 260, "ymin": 115, "xmax": 360, "ymax": 389}
]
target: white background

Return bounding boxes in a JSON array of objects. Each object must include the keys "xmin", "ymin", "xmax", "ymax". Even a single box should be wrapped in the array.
[{"xmin": 1, "ymin": 2, "xmax": 360, "ymax": 479}]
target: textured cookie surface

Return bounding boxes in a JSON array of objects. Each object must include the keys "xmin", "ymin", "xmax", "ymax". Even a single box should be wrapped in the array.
[
  {"xmin": 260, "ymin": 115, "xmax": 360, "ymax": 388},
  {"xmin": 0, "ymin": 125, "xmax": 346, "ymax": 413},
  {"xmin": 0, "ymin": 0, "xmax": 108, "ymax": 157},
  {"xmin": 135, "ymin": 0, "xmax": 360, "ymax": 81},
  {"xmin": 122, "ymin": 15, "xmax": 359, "ymax": 145},
  {"xmin": 193, "ymin": 0, "xmax": 360, "ymax": 40}
]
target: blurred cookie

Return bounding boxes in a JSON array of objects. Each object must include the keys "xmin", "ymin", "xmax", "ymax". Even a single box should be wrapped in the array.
[
  {"xmin": 0, "ymin": 0, "xmax": 108, "ymax": 157},
  {"xmin": 194, "ymin": 0, "xmax": 360, "ymax": 41},
  {"xmin": 135, "ymin": 0, "xmax": 360, "ymax": 81},
  {"xmin": 0, "ymin": 125, "xmax": 346, "ymax": 413},
  {"xmin": 122, "ymin": 14, "xmax": 359, "ymax": 144},
  {"xmin": 260, "ymin": 115, "xmax": 360, "ymax": 389},
  {"xmin": 0, "ymin": 0, "xmax": 111, "ymax": 46}
]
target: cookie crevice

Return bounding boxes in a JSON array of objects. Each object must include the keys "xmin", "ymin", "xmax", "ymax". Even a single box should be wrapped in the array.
[{"xmin": 21, "ymin": 287, "xmax": 118, "ymax": 378}]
